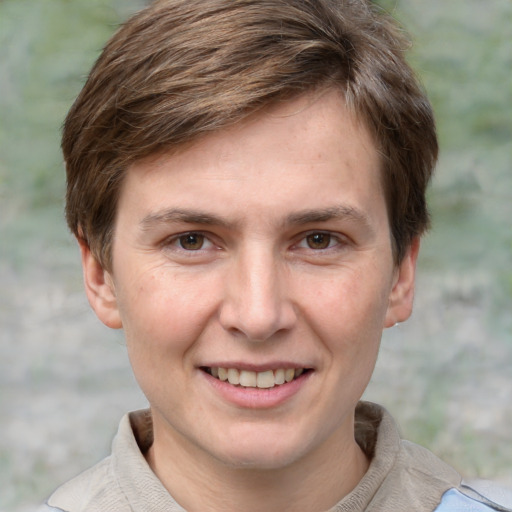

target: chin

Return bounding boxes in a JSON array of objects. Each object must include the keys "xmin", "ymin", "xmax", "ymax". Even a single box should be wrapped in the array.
[{"xmin": 209, "ymin": 429, "xmax": 309, "ymax": 471}]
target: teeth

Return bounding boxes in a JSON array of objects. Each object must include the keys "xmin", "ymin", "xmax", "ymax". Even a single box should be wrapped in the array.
[
  {"xmin": 208, "ymin": 367, "xmax": 307, "ymax": 388},
  {"xmin": 274, "ymin": 369, "xmax": 285, "ymax": 385},
  {"xmin": 239, "ymin": 370, "xmax": 256, "ymax": 387},
  {"xmin": 256, "ymin": 370, "xmax": 275, "ymax": 389},
  {"xmin": 227, "ymin": 368, "xmax": 240, "ymax": 385}
]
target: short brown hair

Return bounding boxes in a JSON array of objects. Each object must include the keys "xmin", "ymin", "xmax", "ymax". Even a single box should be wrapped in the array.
[{"xmin": 63, "ymin": 0, "xmax": 437, "ymax": 270}]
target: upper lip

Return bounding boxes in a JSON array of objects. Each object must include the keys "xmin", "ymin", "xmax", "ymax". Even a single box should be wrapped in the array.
[{"xmin": 199, "ymin": 362, "xmax": 313, "ymax": 372}]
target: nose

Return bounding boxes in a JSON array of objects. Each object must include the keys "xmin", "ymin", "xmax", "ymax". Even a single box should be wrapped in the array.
[{"xmin": 219, "ymin": 245, "xmax": 297, "ymax": 342}]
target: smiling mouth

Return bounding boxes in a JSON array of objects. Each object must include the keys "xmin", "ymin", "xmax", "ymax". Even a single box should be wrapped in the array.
[{"xmin": 201, "ymin": 367, "xmax": 311, "ymax": 389}]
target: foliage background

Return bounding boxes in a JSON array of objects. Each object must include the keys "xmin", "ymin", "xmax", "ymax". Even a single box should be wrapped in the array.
[{"xmin": 0, "ymin": 0, "xmax": 510, "ymax": 510}]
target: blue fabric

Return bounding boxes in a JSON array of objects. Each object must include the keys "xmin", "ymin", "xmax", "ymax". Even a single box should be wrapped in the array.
[{"xmin": 435, "ymin": 489, "xmax": 498, "ymax": 511}]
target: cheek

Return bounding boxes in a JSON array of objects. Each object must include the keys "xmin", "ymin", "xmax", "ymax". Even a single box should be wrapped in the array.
[
  {"xmin": 302, "ymin": 268, "xmax": 391, "ymax": 339},
  {"xmin": 116, "ymin": 267, "xmax": 221, "ymax": 360},
  {"xmin": 117, "ymin": 269, "xmax": 222, "ymax": 405},
  {"xmin": 298, "ymin": 266, "xmax": 391, "ymax": 394}
]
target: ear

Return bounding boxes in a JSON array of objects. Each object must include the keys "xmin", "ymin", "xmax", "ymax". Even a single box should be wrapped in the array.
[
  {"xmin": 78, "ymin": 238, "xmax": 122, "ymax": 329},
  {"xmin": 384, "ymin": 237, "xmax": 420, "ymax": 328}
]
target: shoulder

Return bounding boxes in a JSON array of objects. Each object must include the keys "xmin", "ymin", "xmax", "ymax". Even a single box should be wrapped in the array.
[
  {"xmin": 438, "ymin": 480, "xmax": 512, "ymax": 511},
  {"xmin": 357, "ymin": 403, "xmax": 512, "ymax": 512},
  {"xmin": 461, "ymin": 479, "xmax": 512, "ymax": 508},
  {"xmin": 436, "ymin": 483, "xmax": 512, "ymax": 511},
  {"xmin": 430, "ymin": 478, "xmax": 512, "ymax": 511},
  {"xmin": 36, "ymin": 506, "xmax": 68, "ymax": 512},
  {"xmin": 41, "ymin": 410, "xmax": 157, "ymax": 512},
  {"xmin": 44, "ymin": 455, "xmax": 124, "ymax": 512},
  {"xmin": 398, "ymin": 442, "xmax": 512, "ymax": 511}
]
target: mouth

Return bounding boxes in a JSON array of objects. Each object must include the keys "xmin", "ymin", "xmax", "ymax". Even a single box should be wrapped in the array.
[{"xmin": 201, "ymin": 367, "xmax": 311, "ymax": 389}]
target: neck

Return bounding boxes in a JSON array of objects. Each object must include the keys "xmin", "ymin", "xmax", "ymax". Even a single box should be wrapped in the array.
[{"xmin": 146, "ymin": 415, "xmax": 370, "ymax": 512}]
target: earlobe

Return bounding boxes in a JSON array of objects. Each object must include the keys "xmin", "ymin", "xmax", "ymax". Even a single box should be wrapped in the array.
[
  {"xmin": 78, "ymin": 239, "xmax": 122, "ymax": 329},
  {"xmin": 384, "ymin": 238, "xmax": 420, "ymax": 328}
]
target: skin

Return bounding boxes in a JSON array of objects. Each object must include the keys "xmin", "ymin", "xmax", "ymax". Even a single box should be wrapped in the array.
[{"xmin": 80, "ymin": 89, "xmax": 419, "ymax": 512}]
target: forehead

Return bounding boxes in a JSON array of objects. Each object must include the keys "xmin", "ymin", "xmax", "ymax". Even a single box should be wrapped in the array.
[
  {"xmin": 118, "ymin": 90, "xmax": 385, "ymax": 228},
  {"xmin": 129, "ymin": 90, "xmax": 380, "ymax": 177}
]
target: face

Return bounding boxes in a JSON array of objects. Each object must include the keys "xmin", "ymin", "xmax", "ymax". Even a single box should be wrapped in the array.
[{"xmin": 82, "ymin": 90, "xmax": 418, "ymax": 474}]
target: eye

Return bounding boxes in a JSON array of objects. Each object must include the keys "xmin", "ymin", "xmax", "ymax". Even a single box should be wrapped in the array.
[
  {"xmin": 161, "ymin": 230, "xmax": 222, "ymax": 263},
  {"xmin": 178, "ymin": 233, "xmax": 206, "ymax": 250},
  {"xmin": 305, "ymin": 232, "xmax": 333, "ymax": 250},
  {"xmin": 164, "ymin": 231, "xmax": 217, "ymax": 253},
  {"xmin": 295, "ymin": 231, "xmax": 343, "ymax": 251}
]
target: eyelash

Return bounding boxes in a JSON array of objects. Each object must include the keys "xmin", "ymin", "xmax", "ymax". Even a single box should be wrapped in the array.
[
  {"xmin": 294, "ymin": 231, "xmax": 347, "ymax": 251},
  {"xmin": 164, "ymin": 231, "xmax": 217, "ymax": 253},
  {"xmin": 163, "ymin": 230, "xmax": 348, "ymax": 255}
]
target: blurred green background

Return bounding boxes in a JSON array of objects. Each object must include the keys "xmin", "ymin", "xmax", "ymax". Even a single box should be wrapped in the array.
[{"xmin": 0, "ymin": 0, "xmax": 511, "ymax": 510}]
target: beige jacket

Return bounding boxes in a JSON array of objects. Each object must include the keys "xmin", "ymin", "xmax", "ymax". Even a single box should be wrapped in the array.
[{"xmin": 41, "ymin": 402, "xmax": 512, "ymax": 511}]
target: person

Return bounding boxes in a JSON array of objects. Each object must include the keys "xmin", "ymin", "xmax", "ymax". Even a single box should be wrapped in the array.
[{"xmin": 41, "ymin": 0, "xmax": 511, "ymax": 510}]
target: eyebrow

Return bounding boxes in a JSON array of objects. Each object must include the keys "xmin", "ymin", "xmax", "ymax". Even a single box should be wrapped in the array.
[
  {"xmin": 140, "ymin": 205, "xmax": 373, "ymax": 232},
  {"xmin": 140, "ymin": 208, "xmax": 236, "ymax": 231},
  {"xmin": 285, "ymin": 205, "xmax": 372, "ymax": 228}
]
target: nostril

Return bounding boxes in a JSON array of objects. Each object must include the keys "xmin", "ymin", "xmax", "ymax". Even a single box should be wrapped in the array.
[
  {"xmin": 219, "ymin": 306, "xmax": 297, "ymax": 343},
  {"xmin": 218, "ymin": 269, "xmax": 297, "ymax": 341}
]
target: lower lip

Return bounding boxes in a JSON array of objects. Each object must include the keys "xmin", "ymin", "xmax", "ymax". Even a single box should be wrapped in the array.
[{"xmin": 200, "ymin": 370, "xmax": 312, "ymax": 409}]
